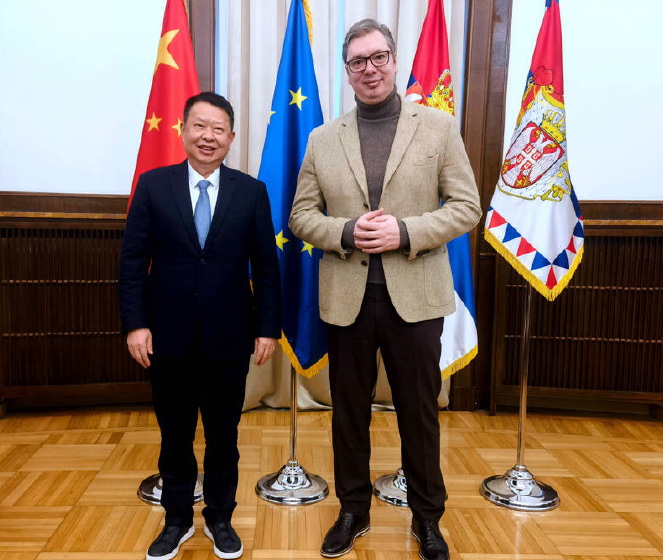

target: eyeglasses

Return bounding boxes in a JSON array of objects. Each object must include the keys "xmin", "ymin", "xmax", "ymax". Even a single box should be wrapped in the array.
[{"xmin": 345, "ymin": 50, "xmax": 391, "ymax": 73}]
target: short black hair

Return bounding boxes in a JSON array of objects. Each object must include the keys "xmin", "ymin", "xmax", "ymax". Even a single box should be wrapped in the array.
[{"xmin": 183, "ymin": 92, "xmax": 235, "ymax": 130}]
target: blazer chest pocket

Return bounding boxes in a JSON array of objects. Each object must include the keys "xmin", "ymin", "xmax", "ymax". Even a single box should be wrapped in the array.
[{"xmin": 407, "ymin": 154, "xmax": 439, "ymax": 190}]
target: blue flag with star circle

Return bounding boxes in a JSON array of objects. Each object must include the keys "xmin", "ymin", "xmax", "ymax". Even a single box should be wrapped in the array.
[{"xmin": 257, "ymin": 0, "xmax": 326, "ymax": 377}]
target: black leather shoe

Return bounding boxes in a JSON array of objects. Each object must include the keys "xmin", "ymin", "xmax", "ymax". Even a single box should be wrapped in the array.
[
  {"xmin": 146, "ymin": 523, "xmax": 194, "ymax": 560},
  {"xmin": 320, "ymin": 510, "xmax": 370, "ymax": 557},
  {"xmin": 411, "ymin": 518, "xmax": 450, "ymax": 560},
  {"xmin": 204, "ymin": 521, "xmax": 243, "ymax": 559}
]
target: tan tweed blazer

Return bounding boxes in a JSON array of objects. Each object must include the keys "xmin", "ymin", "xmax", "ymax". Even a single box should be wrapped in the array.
[{"xmin": 289, "ymin": 96, "xmax": 481, "ymax": 327}]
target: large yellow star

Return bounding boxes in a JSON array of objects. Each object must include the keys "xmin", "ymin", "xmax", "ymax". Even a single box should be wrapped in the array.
[
  {"xmin": 154, "ymin": 29, "xmax": 180, "ymax": 75},
  {"xmin": 172, "ymin": 117, "xmax": 183, "ymax": 137},
  {"xmin": 268, "ymin": 110, "xmax": 276, "ymax": 124},
  {"xmin": 301, "ymin": 241, "xmax": 314, "ymax": 256},
  {"xmin": 146, "ymin": 112, "xmax": 162, "ymax": 131},
  {"xmin": 275, "ymin": 230, "xmax": 289, "ymax": 251},
  {"xmin": 289, "ymin": 88, "xmax": 307, "ymax": 110}
]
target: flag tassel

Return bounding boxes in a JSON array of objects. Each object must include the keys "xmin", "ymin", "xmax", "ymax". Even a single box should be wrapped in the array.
[
  {"xmin": 278, "ymin": 333, "xmax": 329, "ymax": 379},
  {"xmin": 441, "ymin": 344, "xmax": 478, "ymax": 380},
  {"xmin": 484, "ymin": 228, "xmax": 584, "ymax": 302}
]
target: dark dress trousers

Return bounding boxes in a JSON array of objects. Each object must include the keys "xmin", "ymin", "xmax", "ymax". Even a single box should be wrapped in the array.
[{"xmin": 119, "ymin": 160, "xmax": 281, "ymax": 526}]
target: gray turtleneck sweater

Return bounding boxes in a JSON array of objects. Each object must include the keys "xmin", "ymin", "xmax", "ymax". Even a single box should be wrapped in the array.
[{"xmin": 341, "ymin": 87, "xmax": 409, "ymax": 284}]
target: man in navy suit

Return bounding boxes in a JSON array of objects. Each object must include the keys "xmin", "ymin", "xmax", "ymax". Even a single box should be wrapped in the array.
[{"xmin": 119, "ymin": 92, "xmax": 281, "ymax": 560}]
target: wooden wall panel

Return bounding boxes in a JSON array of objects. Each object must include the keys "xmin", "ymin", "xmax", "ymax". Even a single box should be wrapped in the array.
[
  {"xmin": 0, "ymin": 193, "xmax": 150, "ymax": 409},
  {"xmin": 455, "ymin": 0, "xmax": 512, "ymax": 410},
  {"xmin": 492, "ymin": 214, "xmax": 663, "ymax": 414},
  {"xmin": 190, "ymin": 0, "xmax": 215, "ymax": 92}
]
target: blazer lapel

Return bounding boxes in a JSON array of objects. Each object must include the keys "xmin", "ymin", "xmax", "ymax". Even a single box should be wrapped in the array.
[
  {"xmin": 383, "ymin": 97, "xmax": 419, "ymax": 192},
  {"xmin": 170, "ymin": 161, "xmax": 201, "ymax": 250},
  {"xmin": 338, "ymin": 109, "xmax": 370, "ymax": 202},
  {"xmin": 204, "ymin": 164, "xmax": 237, "ymax": 252}
]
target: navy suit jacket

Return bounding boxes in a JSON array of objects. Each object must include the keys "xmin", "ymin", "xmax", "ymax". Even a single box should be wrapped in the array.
[{"xmin": 119, "ymin": 160, "xmax": 281, "ymax": 361}]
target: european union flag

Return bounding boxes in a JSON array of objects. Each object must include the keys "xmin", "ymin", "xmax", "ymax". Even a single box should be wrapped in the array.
[{"xmin": 258, "ymin": 0, "xmax": 326, "ymax": 377}]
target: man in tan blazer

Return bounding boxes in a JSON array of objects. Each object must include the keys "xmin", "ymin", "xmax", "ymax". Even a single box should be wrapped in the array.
[{"xmin": 289, "ymin": 19, "xmax": 481, "ymax": 560}]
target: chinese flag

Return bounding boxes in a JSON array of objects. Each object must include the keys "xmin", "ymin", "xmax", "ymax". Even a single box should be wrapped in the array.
[{"xmin": 128, "ymin": 0, "xmax": 200, "ymax": 206}]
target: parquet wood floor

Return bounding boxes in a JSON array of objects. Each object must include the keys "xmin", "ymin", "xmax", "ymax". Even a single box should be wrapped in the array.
[{"xmin": 1, "ymin": 406, "xmax": 662, "ymax": 560}]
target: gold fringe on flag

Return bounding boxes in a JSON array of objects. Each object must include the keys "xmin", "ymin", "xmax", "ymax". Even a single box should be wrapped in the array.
[
  {"xmin": 279, "ymin": 332, "xmax": 328, "ymax": 378},
  {"xmin": 302, "ymin": 0, "xmax": 314, "ymax": 46},
  {"xmin": 484, "ymin": 228, "xmax": 584, "ymax": 302},
  {"xmin": 441, "ymin": 344, "xmax": 478, "ymax": 380}
]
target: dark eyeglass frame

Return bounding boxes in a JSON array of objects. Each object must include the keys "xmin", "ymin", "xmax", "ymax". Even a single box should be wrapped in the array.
[{"xmin": 345, "ymin": 50, "xmax": 392, "ymax": 73}]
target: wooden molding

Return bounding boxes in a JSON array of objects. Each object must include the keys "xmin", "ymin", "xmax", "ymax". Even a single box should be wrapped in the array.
[{"xmin": 189, "ymin": 0, "xmax": 215, "ymax": 91}]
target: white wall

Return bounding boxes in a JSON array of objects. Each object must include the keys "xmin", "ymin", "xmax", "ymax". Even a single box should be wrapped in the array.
[
  {"xmin": 2, "ymin": 0, "xmax": 661, "ymax": 200},
  {"xmin": 0, "ymin": 0, "xmax": 165, "ymax": 195},
  {"xmin": 506, "ymin": 0, "xmax": 662, "ymax": 201}
]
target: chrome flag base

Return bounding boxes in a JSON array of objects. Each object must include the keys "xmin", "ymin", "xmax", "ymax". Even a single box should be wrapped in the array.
[
  {"xmin": 138, "ymin": 473, "xmax": 205, "ymax": 505},
  {"xmin": 481, "ymin": 464, "xmax": 559, "ymax": 511},
  {"xmin": 256, "ymin": 459, "xmax": 328, "ymax": 505},
  {"xmin": 373, "ymin": 467, "xmax": 408, "ymax": 507}
]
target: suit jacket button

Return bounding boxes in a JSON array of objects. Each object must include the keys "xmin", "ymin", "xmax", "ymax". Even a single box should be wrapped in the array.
[
  {"xmin": 194, "ymin": 292, "xmax": 199, "ymax": 297},
  {"xmin": 200, "ymin": 258, "xmax": 206, "ymax": 264},
  {"xmin": 361, "ymin": 260, "xmax": 368, "ymax": 266}
]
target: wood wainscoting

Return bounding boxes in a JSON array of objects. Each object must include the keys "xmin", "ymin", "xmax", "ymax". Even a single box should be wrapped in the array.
[
  {"xmin": 490, "ymin": 202, "xmax": 663, "ymax": 416},
  {"xmin": 2, "ymin": 193, "xmax": 662, "ymax": 415},
  {"xmin": 0, "ymin": 193, "xmax": 150, "ymax": 410}
]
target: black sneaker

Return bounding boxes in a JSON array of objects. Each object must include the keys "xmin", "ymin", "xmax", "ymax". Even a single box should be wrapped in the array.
[
  {"xmin": 146, "ymin": 524, "xmax": 194, "ymax": 560},
  {"xmin": 204, "ymin": 521, "xmax": 243, "ymax": 559},
  {"xmin": 320, "ymin": 510, "xmax": 370, "ymax": 557},
  {"xmin": 411, "ymin": 517, "xmax": 450, "ymax": 560}
]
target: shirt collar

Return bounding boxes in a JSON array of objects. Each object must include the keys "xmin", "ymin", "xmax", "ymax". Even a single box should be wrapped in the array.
[{"xmin": 188, "ymin": 162, "xmax": 220, "ymax": 189}]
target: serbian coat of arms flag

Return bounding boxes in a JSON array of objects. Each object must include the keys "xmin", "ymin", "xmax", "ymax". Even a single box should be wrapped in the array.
[
  {"xmin": 485, "ymin": 0, "xmax": 583, "ymax": 300},
  {"xmin": 406, "ymin": 0, "xmax": 478, "ymax": 378}
]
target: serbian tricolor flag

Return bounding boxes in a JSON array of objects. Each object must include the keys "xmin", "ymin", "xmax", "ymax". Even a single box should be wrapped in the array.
[
  {"xmin": 128, "ymin": 0, "xmax": 200, "ymax": 206},
  {"xmin": 485, "ymin": 0, "xmax": 583, "ymax": 300},
  {"xmin": 406, "ymin": 0, "xmax": 478, "ymax": 379},
  {"xmin": 406, "ymin": 0, "xmax": 454, "ymax": 114}
]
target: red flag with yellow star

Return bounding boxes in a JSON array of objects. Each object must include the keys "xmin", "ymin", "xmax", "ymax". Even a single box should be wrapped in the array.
[{"xmin": 128, "ymin": 0, "xmax": 200, "ymax": 205}]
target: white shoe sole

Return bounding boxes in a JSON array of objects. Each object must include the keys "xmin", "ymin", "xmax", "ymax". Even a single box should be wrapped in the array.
[
  {"xmin": 146, "ymin": 525, "xmax": 194, "ymax": 560},
  {"xmin": 204, "ymin": 523, "xmax": 244, "ymax": 559},
  {"xmin": 320, "ymin": 524, "xmax": 370, "ymax": 558},
  {"xmin": 412, "ymin": 529, "xmax": 426, "ymax": 560}
]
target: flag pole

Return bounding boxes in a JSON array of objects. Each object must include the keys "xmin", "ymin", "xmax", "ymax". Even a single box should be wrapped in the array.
[
  {"xmin": 255, "ymin": 365, "xmax": 328, "ymax": 505},
  {"xmin": 480, "ymin": 283, "xmax": 559, "ymax": 511}
]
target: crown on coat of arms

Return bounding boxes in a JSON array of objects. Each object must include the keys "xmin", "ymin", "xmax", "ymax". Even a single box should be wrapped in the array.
[{"xmin": 539, "ymin": 105, "xmax": 566, "ymax": 144}]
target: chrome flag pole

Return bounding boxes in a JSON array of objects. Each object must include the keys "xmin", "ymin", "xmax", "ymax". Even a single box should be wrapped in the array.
[
  {"xmin": 480, "ymin": 284, "xmax": 559, "ymax": 511},
  {"xmin": 255, "ymin": 366, "xmax": 328, "ymax": 505}
]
